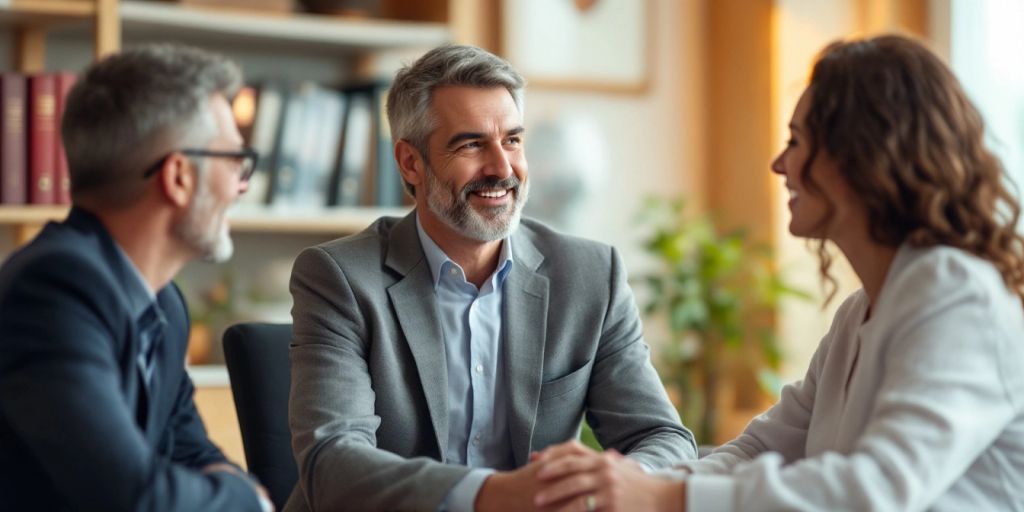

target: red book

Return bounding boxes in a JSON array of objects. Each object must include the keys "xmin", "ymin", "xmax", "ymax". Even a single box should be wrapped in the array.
[
  {"xmin": 54, "ymin": 72, "xmax": 76, "ymax": 205},
  {"xmin": 0, "ymin": 73, "xmax": 26, "ymax": 205},
  {"xmin": 28, "ymin": 74, "xmax": 57, "ymax": 205}
]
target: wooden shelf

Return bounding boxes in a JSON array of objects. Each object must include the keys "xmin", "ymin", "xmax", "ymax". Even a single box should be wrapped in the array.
[
  {"xmin": 187, "ymin": 363, "xmax": 229, "ymax": 387},
  {"xmin": 0, "ymin": 204, "xmax": 410, "ymax": 236},
  {"xmin": 0, "ymin": 205, "xmax": 68, "ymax": 223},
  {"xmin": 117, "ymin": 1, "xmax": 449, "ymax": 53},
  {"xmin": 226, "ymin": 206, "xmax": 410, "ymax": 234},
  {"xmin": 1, "ymin": 0, "xmax": 96, "ymax": 17}
]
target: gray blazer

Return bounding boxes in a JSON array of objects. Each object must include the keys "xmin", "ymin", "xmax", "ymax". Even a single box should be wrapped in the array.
[{"xmin": 286, "ymin": 212, "xmax": 695, "ymax": 511}]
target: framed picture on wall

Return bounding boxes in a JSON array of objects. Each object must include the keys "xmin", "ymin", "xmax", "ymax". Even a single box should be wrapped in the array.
[{"xmin": 501, "ymin": 0, "xmax": 652, "ymax": 94}]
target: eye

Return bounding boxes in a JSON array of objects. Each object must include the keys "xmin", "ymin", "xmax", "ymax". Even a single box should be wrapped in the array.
[
  {"xmin": 504, "ymin": 136, "xmax": 523, "ymax": 146},
  {"xmin": 460, "ymin": 140, "xmax": 483, "ymax": 151},
  {"xmin": 785, "ymin": 137, "xmax": 797, "ymax": 148}
]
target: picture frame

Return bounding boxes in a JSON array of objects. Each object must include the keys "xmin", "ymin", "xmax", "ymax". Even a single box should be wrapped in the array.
[{"xmin": 501, "ymin": 0, "xmax": 653, "ymax": 94}]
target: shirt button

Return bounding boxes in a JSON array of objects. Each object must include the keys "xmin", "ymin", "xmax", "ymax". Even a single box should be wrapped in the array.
[
  {"xmin": 473, "ymin": 435, "xmax": 481, "ymax": 445},
  {"xmin": 449, "ymin": 267, "xmax": 458, "ymax": 276},
  {"xmin": 475, "ymin": 363, "xmax": 484, "ymax": 374}
]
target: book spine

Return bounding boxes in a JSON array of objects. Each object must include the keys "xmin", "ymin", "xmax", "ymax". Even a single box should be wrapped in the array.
[
  {"xmin": 54, "ymin": 73, "xmax": 77, "ymax": 205},
  {"xmin": 0, "ymin": 73, "xmax": 26, "ymax": 204},
  {"xmin": 333, "ymin": 90, "xmax": 372, "ymax": 207},
  {"xmin": 28, "ymin": 74, "xmax": 57, "ymax": 205},
  {"xmin": 373, "ymin": 84, "xmax": 402, "ymax": 207}
]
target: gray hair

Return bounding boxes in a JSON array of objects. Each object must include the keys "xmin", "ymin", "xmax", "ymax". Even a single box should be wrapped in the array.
[
  {"xmin": 386, "ymin": 44, "xmax": 525, "ymax": 196},
  {"xmin": 62, "ymin": 43, "xmax": 242, "ymax": 207}
]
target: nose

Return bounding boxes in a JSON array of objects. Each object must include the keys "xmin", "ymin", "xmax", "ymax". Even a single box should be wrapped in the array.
[
  {"xmin": 484, "ymin": 141, "xmax": 514, "ymax": 180},
  {"xmin": 770, "ymin": 149, "xmax": 785, "ymax": 176}
]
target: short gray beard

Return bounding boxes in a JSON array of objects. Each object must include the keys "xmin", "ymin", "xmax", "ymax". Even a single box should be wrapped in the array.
[
  {"xmin": 424, "ymin": 165, "xmax": 529, "ymax": 242},
  {"xmin": 175, "ymin": 176, "xmax": 234, "ymax": 263}
]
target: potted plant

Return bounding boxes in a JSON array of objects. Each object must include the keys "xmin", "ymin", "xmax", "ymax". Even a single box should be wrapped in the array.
[{"xmin": 637, "ymin": 197, "xmax": 808, "ymax": 444}]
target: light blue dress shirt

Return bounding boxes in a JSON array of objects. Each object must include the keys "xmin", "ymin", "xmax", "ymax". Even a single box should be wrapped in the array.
[{"xmin": 416, "ymin": 218, "xmax": 515, "ymax": 512}]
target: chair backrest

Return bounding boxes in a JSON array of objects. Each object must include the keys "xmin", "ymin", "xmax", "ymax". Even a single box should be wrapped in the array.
[{"xmin": 223, "ymin": 322, "xmax": 296, "ymax": 511}]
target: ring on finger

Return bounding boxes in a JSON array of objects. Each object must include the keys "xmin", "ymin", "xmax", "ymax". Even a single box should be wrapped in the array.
[{"xmin": 584, "ymin": 494, "xmax": 597, "ymax": 512}]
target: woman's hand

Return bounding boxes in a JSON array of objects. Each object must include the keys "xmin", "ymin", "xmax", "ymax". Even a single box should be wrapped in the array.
[{"xmin": 533, "ymin": 440, "xmax": 685, "ymax": 512}]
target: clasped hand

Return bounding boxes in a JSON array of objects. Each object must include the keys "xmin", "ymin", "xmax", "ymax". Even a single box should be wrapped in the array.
[{"xmin": 476, "ymin": 440, "xmax": 684, "ymax": 512}]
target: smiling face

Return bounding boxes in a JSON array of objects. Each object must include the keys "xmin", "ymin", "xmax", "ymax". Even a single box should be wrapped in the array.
[
  {"xmin": 771, "ymin": 87, "xmax": 863, "ymax": 242},
  {"xmin": 413, "ymin": 85, "xmax": 529, "ymax": 245}
]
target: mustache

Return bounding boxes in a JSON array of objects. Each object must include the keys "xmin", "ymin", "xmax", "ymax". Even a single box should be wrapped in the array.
[{"xmin": 460, "ymin": 176, "xmax": 521, "ymax": 198}]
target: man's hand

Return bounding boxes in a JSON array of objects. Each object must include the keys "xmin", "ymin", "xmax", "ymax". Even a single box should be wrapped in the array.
[
  {"xmin": 533, "ymin": 440, "xmax": 685, "ymax": 512},
  {"xmin": 475, "ymin": 460, "xmax": 543, "ymax": 512},
  {"xmin": 202, "ymin": 463, "xmax": 275, "ymax": 512}
]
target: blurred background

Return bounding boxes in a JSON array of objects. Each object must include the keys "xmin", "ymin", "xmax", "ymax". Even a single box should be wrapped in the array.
[{"xmin": 0, "ymin": 0, "xmax": 1018, "ymax": 460}]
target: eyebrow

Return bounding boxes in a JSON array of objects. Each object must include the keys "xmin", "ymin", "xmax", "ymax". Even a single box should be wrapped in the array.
[
  {"xmin": 445, "ymin": 126, "xmax": 525, "ymax": 148},
  {"xmin": 789, "ymin": 123, "xmax": 803, "ymax": 133}
]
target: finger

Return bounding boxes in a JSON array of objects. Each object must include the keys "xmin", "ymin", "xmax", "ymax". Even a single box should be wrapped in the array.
[
  {"xmin": 537, "ymin": 439, "xmax": 595, "ymax": 462},
  {"xmin": 535, "ymin": 473, "xmax": 599, "ymax": 507},
  {"xmin": 537, "ymin": 453, "xmax": 603, "ymax": 481},
  {"xmin": 547, "ymin": 492, "xmax": 602, "ymax": 512}
]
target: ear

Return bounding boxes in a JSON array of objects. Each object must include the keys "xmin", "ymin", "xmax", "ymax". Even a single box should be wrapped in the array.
[
  {"xmin": 395, "ymin": 139, "xmax": 426, "ymax": 190},
  {"xmin": 158, "ymin": 153, "xmax": 197, "ymax": 208}
]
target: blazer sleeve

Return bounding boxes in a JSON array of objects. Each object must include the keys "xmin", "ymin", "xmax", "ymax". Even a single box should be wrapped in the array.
[
  {"xmin": 0, "ymin": 253, "xmax": 261, "ymax": 512},
  {"xmin": 686, "ymin": 275, "xmax": 1022, "ymax": 511},
  {"xmin": 289, "ymin": 246, "xmax": 470, "ymax": 512},
  {"xmin": 160, "ymin": 285, "xmax": 233, "ymax": 470},
  {"xmin": 584, "ymin": 247, "xmax": 698, "ymax": 467},
  {"xmin": 680, "ymin": 327, "xmax": 833, "ymax": 475},
  {"xmin": 165, "ymin": 365, "xmax": 232, "ymax": 469}
]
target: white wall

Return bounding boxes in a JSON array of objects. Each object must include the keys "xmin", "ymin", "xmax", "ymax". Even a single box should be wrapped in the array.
[{"xmin": 520, "ymin": 0, "xmax": 706, "ymax": 271}]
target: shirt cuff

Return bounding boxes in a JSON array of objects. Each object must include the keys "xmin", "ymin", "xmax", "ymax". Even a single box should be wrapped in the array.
[
  {"xmin": 439, "ymin": 468, "xmax": 496, "ymax": 512},
  {"xmin": 687, "ymin": 474, "xmax": 735, "ymax": 512},
  {"xmin": 649, "ymin": 467, "xmax": 692, "ymax": 480}
]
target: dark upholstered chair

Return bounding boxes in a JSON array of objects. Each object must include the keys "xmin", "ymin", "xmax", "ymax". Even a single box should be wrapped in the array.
[{"xmin": 223, "ymin": 322, "xmax": 297, "ymax": 511}]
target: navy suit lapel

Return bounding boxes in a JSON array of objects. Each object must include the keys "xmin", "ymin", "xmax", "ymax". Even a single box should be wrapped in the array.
[
  {"xmin": 385, "ymin": 213, "xmax": 451, "ymax": 459},
  {"xmin": 503, "ymin": 229, "xmax": 548, "ymax": 466}
]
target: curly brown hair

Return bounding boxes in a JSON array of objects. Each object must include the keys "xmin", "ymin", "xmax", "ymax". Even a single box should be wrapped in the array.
[{"xmin": 799, "ymin": 34, "xmax": 1024, "ymax": 303}]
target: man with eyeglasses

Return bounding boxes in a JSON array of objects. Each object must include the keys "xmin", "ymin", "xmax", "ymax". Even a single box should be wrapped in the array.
[{"xmin": 0, "ymin": 45, "xmax": 270, "ymax": 511}]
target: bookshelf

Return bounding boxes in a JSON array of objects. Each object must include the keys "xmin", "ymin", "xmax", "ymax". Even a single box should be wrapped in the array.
[{"xmin": 0, "ymin": 0, "xmax": 478, "ymax": 244}]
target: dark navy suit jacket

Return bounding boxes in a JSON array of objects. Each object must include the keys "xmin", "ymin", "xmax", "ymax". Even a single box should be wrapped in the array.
[{"xmin": 0, "ymin": 208, "xmax": 259, "ymax": 511}]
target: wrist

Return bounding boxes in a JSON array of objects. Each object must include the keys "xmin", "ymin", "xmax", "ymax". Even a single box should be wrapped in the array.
[
  {"xmin": 474, "ymin": 471, "xmax": 507, "ymax": 512},
  {"xmin": 659, "ymin": 479, "xmax": 686, "ymax": 512}
]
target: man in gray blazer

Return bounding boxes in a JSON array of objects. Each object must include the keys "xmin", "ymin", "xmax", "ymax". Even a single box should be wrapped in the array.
[{"xmin": 287, "ymin": 45, "xmax": 696, "ymax": 512}]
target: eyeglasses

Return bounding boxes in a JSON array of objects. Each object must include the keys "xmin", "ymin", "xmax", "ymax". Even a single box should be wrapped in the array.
[{"xmin": 142, "ymin": 147, "xmax": 260, "ymax": 182}]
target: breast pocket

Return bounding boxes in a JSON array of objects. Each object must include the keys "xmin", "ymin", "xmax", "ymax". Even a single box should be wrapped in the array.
[
  {"xmin": 539, "ymin": 359, "xmax": 592, "ymax": 402},
  {"xmin": 535, "ymin": 360, "xmax": 593, "ymax": 449}
]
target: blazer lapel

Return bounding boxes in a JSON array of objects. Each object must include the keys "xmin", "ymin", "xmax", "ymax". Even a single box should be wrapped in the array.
[
  {"xmin": 385, "ymin": 212, "xmax": 450, "ymax": 458},
  {"xmin": 503, "ymin": 229, "xmax": 549, "ymax": 466}
]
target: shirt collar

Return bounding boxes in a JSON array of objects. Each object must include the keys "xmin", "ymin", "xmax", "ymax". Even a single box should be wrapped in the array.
[
  {"xmin": 415, "ymin": 214, "xmax": 514, "ymax": 289},
  {"xmin": 113, "ymin": 242, "xmax": 157, "ymax": 321}
]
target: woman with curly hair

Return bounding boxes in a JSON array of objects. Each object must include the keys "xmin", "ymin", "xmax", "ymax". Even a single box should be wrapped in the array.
[{"xmin": 528, "ymin": 34, "xmax": 1024, "ymax": 512}]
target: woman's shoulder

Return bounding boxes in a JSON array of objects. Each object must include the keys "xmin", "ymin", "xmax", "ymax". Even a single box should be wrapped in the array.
[
  {"xmin": 887, "ymin": 244, "xmax": 1011, "ymax": 303},
  {"xmin": 874, "ymin": 244, "xmax": 1024, "ymax": 341}
]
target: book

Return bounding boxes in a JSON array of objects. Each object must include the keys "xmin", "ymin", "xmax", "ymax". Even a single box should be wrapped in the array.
[
  {"xmin": 28, "ymin": 74, "xmax": 57, "ymax": 204},
  {"xmin": 329, "ymin": 87, "xmax": 373, "ymax": 207},
  {"xmin": 371, "ymin": 83, "xmax": 403, "ymax": 207},
  {"xmin": 0, "ymin": 73, "xmax": 26, "ymax": 205},
  {"xmin": 266, "ymin": 82, "xmax": 313, "ymax": 209},
  {"xmin": 233, "ymin": 82, "xmax": 285, "ymax": 207},
  {"xmin": 297, "ymin": 84, "xmax": 345, "ymax": 209},
  {"xmin": 54, "ymin": 72, "xmax": 76, "ymax": 205}
]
